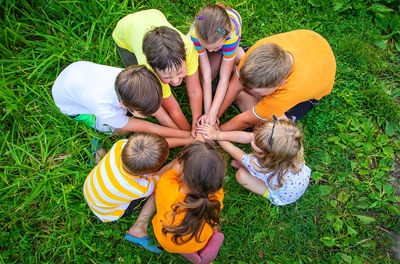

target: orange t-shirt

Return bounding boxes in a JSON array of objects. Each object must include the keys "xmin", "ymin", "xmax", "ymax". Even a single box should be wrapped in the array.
[
  {"xmin": 152, "ymin": 169, "xmax": 224, "ymax": 253},
  {"xmin": 237, "ymin": 30, "xmax": 336, "ymax": 119}
]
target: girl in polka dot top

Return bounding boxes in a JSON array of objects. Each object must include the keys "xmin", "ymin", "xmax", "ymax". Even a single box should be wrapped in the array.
[{"xmin": 197, "ymin": 118, "xmax": 310, "ymax": 206}]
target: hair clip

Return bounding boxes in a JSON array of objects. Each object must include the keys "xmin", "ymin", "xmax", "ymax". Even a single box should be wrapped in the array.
[
  {"xmin": 269, "ymin": 115, "xmax": 278, "ymax": 148},
  {"xmin": 217, "ymin": 28, "xmax": 226, "ymax": 35},
  {"xmin": 196, "ymin": 16, "xmax": 205, "ymax": 20}
]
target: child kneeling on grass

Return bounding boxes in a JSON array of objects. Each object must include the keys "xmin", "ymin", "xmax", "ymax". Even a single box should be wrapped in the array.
[
  {"xmin": 113, "ymin": 9, "xmax": 203, "ymax": 136},
  {"xmin": 84, "ymin": 132, "xmax": 195, "ymax": 223},
  {"xmin": 197, "ymin": 118, "xmax": 310, "ymax": 206},
  {"xmin": 83, "ymin": 133, "xmax": 170, "ymax": 223},
  {"xmin": 52, "ymin": 61, "xmax": 191, "ymax": 162},
  {"xmin": 217, "ymin": 30, "xmax": 336, "ymax": 131},
  {"xmin": 187, "ymin": 4, "xmax": 243, "ymax": 125},
  {"xmin": 126, "ymin": 142, "xmax": 225, "ymax": 263}
]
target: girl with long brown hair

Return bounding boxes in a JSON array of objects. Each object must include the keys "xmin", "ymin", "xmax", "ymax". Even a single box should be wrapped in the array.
[
  {"xmin": 197, "ymin": 118, "xmax": 310, "ymax": 206},
  {"xmin": 123, "ymin": 141, "xmax": 225, "ymax": 262},
  {"xmin": 149, "ymin": 141, "xmax": 226, "ymax": 263}
]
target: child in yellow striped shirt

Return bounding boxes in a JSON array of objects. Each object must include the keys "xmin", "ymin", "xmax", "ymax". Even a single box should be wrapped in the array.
[
  {"xmin": 83, "ymin": 133, "xmax": 169, "ymax": 222},
  {"xmin": 83, "ymin": 132, "xmax": 193, "ymax": 223}
]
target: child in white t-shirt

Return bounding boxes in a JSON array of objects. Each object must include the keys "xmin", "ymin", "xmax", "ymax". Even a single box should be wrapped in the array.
[
  {"xmin": 52, "ymin": 61, "xmax": 192, "ymax": 162},
  {"xmin": 52, "ymin": 61, "xmax": 190, "ymax": 137}
]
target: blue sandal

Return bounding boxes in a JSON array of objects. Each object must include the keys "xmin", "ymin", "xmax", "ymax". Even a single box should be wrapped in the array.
[{"xmin": 124, "ymin": 234, "xmax": 162, "ymax": 254}]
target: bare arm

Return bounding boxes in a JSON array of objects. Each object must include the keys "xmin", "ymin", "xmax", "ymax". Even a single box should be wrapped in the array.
[
  {"xmin": 153, "ymin": 106, "xmax": 179, "ymax": 129},
  {"xmin": 186, "ymin": 70, "xmax": 203, "ymax": 135},
  {"xmin": 220, "ymin": 109, "xmax": 262, "ymax": 131},
  {"xmin": 196, "ymin": 124, "xmax": 253, "ymax": 143},
  {"xmin": 165, "ymin": 136, "xmax": 195, "ymax": 148},
  {"xmin": 208, "ymin": 58, "xmax": 236, "ymax": 122},
  {"xmin": 156, "ymin": 159, "xmax": 179, "ymax": 176},
  {"xmin": 116, "ymin": 116, "xmax": 190, "ymax": 138},
  {"xmin": 217, "ymin": 72, "xmax": 245, "ymax": 118},
  {"xmin": 198, "ymin": 54, "xmax": 212, "ymax": 113},
  {"xmin": 217, "ymin": 140, "xmax": 246, "ymax": 165},
  {"xmin": 162, "ymin": 94, "xmax": 191, "ymax": 131}
]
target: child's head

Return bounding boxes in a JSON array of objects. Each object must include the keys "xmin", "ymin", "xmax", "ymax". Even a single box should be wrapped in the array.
[
  {"xmin": 178, "ymin": 141, "xmax": 225, "ymax": 195},
  {"xmin": 115, "ymin": 65, "xmax": 162, "ymax": 117},
  {"xmin": 252, "ymin": 119, "xmax": 304, "ymax": 188},
  {"xmin": 163, "ymin": 142, "xmax": 225, "ymax": 244},
  {"xmin": 143, "ymin": 26, "xmax": 187, "ymax": 86},
  {"xmin": 239, "ymin": 43, "xmax": 292, "ymax": 89},
  {"xmin": 194, "ymin": 4, "xmax": 231, "ymax": 51},
  {"xmin": 121, "ymin": 133, "xmax": 169, "ymax": 175}
]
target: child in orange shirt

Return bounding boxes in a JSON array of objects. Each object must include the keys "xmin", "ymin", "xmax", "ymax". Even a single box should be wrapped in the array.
[
  {"xmin": 217, "ymin": 30, "xmax": 336, "ymax": 131},
  {"xmin": 126, "ymin": 142, "xmax": 225, "ymax": 263}
]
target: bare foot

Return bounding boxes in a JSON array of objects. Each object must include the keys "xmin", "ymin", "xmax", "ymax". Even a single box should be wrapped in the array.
[
  {"xmin": 231, "ymin": 160, "xmax": 243, "ymax": 169},
  {"xmin": 127, "ymin": 222, "xmax": 149, "ymax": 238},
  {"xmin": 95, "ymin": 147, "xmax": 107, "ymax": 164}
]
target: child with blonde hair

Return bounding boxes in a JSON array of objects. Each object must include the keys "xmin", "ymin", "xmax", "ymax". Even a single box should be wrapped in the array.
[
  {"xmin": 197, "ymin": 118, "xmax": 310, "ymax": 205},
  {"xmin": 127, "ymin": 142, "xmax": 225, "ymax": 263},
  {"xmin": 187, "ymin": 3, "xmax": 243, "ymax": 126}
]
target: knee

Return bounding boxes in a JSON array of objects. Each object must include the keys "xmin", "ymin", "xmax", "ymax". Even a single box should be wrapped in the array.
[{"xmin": 235, "ymin": 168, "xmax": 248, "ymax": 185}]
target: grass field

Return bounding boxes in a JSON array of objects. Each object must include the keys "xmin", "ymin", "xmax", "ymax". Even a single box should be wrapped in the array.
[{"xmin": 1, "ymin": 0, "xmax": 399, "ymax": 263}]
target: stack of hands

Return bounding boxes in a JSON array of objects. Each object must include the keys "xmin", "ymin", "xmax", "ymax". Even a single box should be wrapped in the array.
[{"xmin": 194, "ymin": 115, "xmax": 221, "ymax": 142}]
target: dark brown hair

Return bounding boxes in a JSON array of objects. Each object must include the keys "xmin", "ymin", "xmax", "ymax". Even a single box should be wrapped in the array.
[
  {"xmin": 162, "ymin": 142, "xmax": 225, "ymax": 244},
  {"xmin": 239, "ymin": 43, "xmax": 292, "ymax": 89},
  {"xmin": 115, "ymin": 65, "xmax": 162, "ymax": 116},
  {"xmin": 143, "ymin": 26, "xmax": 186, "ymax": 72},
  {"xmin": 121, "ymin": 133, "xmax": 169, "ymax": 175},
  {"xmin": 252, "ymin": 120, "xmax": 304, "ymax": 189},
  {"xmin": 194, "ymin": 4, "xmax": 231, "ymax": 44}
]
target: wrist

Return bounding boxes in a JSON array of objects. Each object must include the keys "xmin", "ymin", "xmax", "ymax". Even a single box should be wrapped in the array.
[
  {"xmin": 192, "ymin": 115, "xmax": 201, "ymax": 124},
  {"xmin": 216, "ymin": 130, "xmax": 223, "ymax": 141}
]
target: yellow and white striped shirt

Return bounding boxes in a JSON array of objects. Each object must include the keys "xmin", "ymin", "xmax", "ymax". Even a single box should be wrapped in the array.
[{"xmin": 83, "ymin": 140, "xmax": 158, "ymax": 222}]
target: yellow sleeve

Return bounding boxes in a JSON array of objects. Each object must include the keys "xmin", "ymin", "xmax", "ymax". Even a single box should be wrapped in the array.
[
  {"xmin": 161, "ymin": 82, "xmax": 172, "ymax": 98},
  {"xmin": 184, "ymin": 39, "xmax": 199, "ymax": 76},
  {"xmin": 144, "ymin": 63, "xmax": 171, "ymax": 99}
]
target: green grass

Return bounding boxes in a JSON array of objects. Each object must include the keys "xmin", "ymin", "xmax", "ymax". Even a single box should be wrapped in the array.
[{"xmin": 1, "ymin": 0, "xmax": 399, "ymax": 263}]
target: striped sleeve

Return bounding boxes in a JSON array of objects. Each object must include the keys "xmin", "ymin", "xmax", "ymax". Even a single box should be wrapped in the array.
[
  {"xmin": 189, "ymin": 24, "xmax": 207, "ymax": 55},
  {"xmin": 83, "ymin": 140, "xmax": 158, "ymax": 222},
  {"xmin": 222, "ymin": 8, "xmax": 242, "ymax": 60}
]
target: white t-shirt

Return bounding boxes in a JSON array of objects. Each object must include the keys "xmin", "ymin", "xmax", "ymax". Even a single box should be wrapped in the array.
[{"xmin": 52, "ymin": 61, "xmax": 129, "ymax": 132}]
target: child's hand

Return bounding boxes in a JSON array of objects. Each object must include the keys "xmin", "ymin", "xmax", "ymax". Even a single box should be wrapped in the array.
[
  {"xmin": 196, "ymin": 114, "xmax": 207, "ymax": 126},
  {"xmin": 196, "ymin": 124, "xmax": 220, "ymax": 141},
  {"xmin": 195, "ymin": 132, "xmax": 207, "ymax": 142},
  {"xmin": 197, "ymin": 113, "xmax": 219, "ymax": 126}
]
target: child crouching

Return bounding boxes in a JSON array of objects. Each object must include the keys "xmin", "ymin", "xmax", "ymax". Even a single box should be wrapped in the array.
[
  {"xmin": 83, "ymin": 132, "xmax": 169, "ymax": 222},
  {"xmin": 197, "ymin": 119, "xmax": 310, "ymax": 206},
  {"xmin": 127, "ymin": 142, "xmax": 226, "ymax": 263}
]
